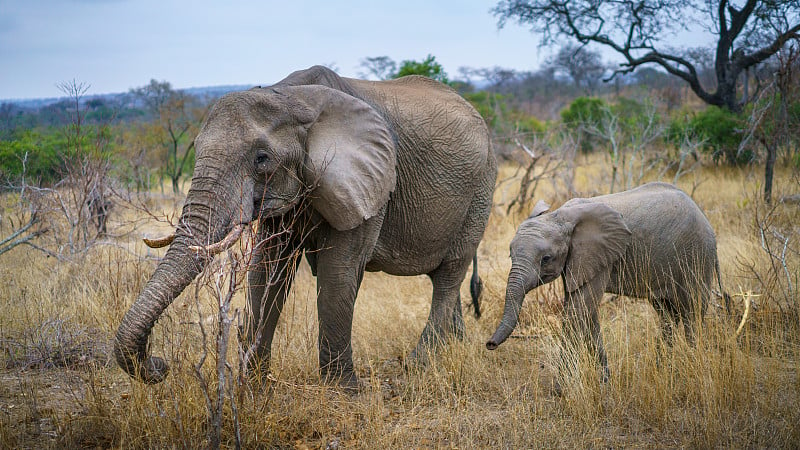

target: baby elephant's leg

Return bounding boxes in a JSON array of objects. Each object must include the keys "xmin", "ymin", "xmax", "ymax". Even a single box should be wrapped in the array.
[{"xmin": 652, "ymin": 297, "xmax": 679, "ymax": 348}]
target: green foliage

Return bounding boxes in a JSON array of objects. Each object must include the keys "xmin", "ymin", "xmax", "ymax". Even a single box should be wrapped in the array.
[
  {"xmin": 560, "ymin": 96, "xmax": 664, "ymax": 154},
  {"xmin": 0, "ymin": 126, "xmax": 116, "ymax": 185},
  {"xmin": 514, "ymin": 115, "xmax": 546, "ymax": 135},
  {"xmin": 463, "ymin": 91, "xmax": 545, "ymax": 135},
  {"xmin": 560, "ymin": 97, "xmax": 608, "ymax": 153},
  {"xmin": 463, "ymin": 92, "xmax": 502, "ymax": 128},
  {"xmin": 0, "ymin": 129, "xmax": 68, "ymax": 183},
  {"xmin": 612, "ymin": 97, "xmax": 650, "ymax": 131},
  {"xmin": 789, "ymin": 100, "xmax": 800, "ymax": 125},
  {"xmin": 393, "ymin": 55, "xmax": 449, "ymax": 84},
  {"xmin": 561, "ymin": 97, "xmax": 607, "ymax": 130},
  {"xmin": 667, "ymin": 106, "xmax": 750, "ymax": 165}
]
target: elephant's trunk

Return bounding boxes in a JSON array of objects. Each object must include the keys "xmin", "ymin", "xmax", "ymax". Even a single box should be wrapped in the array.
[
  {"xmin": 114, "ymin": 237, "xmax": 206, "ymax": 383},
  {"xmin": 114, "ymin": 172, "xmax": 249, "ymax": 383},
  {"xmin": 486, "ymin": 266, "xmax": 532, "ymax": 350}
]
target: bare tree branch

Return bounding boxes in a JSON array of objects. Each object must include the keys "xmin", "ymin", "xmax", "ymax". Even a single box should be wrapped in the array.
[{"xmin": 493, "ymin": 0, "xmax": 800, "ymax": 111}]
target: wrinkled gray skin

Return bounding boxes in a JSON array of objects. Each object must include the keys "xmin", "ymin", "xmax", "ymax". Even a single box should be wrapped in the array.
[
  {"xmin": 487, "ymin": 182, "xmax": 726, "ymax": 379},
  {"xmin": 114, "ymin": 66, "xmax": 497, "ymax": 388}
]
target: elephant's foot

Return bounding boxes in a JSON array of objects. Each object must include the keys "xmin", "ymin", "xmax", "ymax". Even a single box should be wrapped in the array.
[
  {"xmin": 321, "ymin": 369, "xmax": 363, "ymax": 393},
  {"xmin": 241, "ymin": 356, "xmax": 274, "ymax": 391},
  {"xmin": 406, "ymin": 346, "xmax": 433, "ymax": 371},
  {"xmin": 408, "ymin": 326, "xmax": 452, "ymax": 368}
]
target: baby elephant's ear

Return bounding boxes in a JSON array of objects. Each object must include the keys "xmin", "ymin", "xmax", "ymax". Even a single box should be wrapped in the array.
[
  {"xmin": 529, "ymin": 200, "xmax": 550, "ymax": 218},
  {"xmin": 562, "ymin": 202, "xmax": 631, "ymax": 293},
  {"xmin": 289, "ymin": 85, "xmax": 397, "ymax": 231}
]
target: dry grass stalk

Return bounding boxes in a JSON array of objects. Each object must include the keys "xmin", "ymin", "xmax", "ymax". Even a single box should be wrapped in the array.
[{"xmin": 0, "ymin": 150, "xmax": 798, "ymax": 448}]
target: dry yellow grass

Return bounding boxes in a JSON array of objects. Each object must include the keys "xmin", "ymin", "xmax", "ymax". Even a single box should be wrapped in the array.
[{"xmin": 1, "ymin": 154, "xmax": 798, "ymax": 448}]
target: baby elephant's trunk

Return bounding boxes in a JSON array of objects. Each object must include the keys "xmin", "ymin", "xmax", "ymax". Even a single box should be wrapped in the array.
[{"xmin": 486, "ymin": 268, "xmax": 529, "ymax": 350}]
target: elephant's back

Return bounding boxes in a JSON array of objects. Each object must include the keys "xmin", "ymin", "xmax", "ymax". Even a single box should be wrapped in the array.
[
  {"xmin": 599, "ymin": 183, "xmax": 718, "ymax": 297},
  {"xmin": 348, "ymin": 77, "xmax": 496, "ymax": 275},
  {"xmin": 349, "ymin": 76, "xmax": 490, "ymax": 167}
]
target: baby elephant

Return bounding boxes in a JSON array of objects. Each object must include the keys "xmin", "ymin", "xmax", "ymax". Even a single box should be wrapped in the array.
[{"xmin": 487, "ymin": 182, "xmax": 726, "ymax": 378}]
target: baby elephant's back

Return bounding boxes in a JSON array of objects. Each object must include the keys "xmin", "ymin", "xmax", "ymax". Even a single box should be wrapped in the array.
[{"xmin": 596, "ymin": 182, "xmax": 717, "ymax": 299}]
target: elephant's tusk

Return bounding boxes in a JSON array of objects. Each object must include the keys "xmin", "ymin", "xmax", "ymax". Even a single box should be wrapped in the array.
[
  {"xmin": 189, "ymin": 224, "xmax": 246, "ymax": 255},
  {"xmin": 735, "ymin": 293, "xmax": 751, "ymax": 337},
  {"xmin": 143, "ymin": 234, "xmax": 175, "ymax": 248}
]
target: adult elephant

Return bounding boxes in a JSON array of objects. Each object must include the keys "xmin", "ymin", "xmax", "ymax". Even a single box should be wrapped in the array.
[{"xmin": 114, "ymin": 65, "xmax": 497, "ymax": 388}]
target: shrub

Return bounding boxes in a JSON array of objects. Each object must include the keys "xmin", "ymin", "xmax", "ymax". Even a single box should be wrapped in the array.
[
  {"xmin": 560, "ymin": 97, "xmax": 608, "ymax": 153},
  {"xmin": 463, "ymin": 92, "xmax": 545, "ymax": 135},
  {"xmin": 667, "ymin": 106, "xmax": 750, "ymax": 165},
  {"xmin": 0, "ymin": 130, "xmax": 66, "ymax": 184},
  {"xmin": 560, "ymin": 96, "xmax": 607, "ymax": 130},
  {"xmin": 0, "ymin": 126, "xmax": 115, "ymax": 186}
]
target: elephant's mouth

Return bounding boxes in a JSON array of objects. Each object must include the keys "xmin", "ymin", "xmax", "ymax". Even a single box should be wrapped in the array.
[
  {"xmin": 254, "ymin": 195, "xmax": 301, "ymax": 220},
  {"xmin": 539, "ymin": 272, "xmax": 558, "ymax": 285}
]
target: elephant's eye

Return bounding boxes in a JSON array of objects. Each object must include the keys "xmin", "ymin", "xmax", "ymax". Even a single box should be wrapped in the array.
[
  {"xmin": 255, "ymin": 152, "xmax": 269, "ymax": 166},
  {"xmin": 541, "ymin": 255, "xmax": 552, "ymax": 265}
]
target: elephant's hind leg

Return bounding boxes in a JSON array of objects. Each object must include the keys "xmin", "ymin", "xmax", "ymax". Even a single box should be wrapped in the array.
[
  {"xmin": 652, "ymin": 297, "xmax": 679, "ymax": 348},
  {"xmin": 678, "ymin": 291, "xmax": 707, "ymax": 347},
  {"xmin": 410, "ymin": 258, "xmax": 471, "ymax": 364}
]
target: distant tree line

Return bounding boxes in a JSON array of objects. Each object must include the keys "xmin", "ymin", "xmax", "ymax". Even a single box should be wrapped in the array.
[{"xmin": 2, "ymin": 42, "xmax": 799, "ymax": 202}]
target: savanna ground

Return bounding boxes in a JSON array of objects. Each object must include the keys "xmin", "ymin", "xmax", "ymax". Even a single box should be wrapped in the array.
[{"xmin": 1, "ymin": 153, "xmax": 799, "ymax": 449}]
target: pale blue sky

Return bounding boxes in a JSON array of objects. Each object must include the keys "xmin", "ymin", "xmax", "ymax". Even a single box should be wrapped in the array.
[{"xmin": 0, "ymin": 0, "xmax": 713, "ymax": 100}]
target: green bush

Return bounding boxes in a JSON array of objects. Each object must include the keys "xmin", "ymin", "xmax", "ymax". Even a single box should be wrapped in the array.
[
  {"xmin": 667, "ymin": 106, "xmax": 750, "ymax": 165},
  {"xmin": 0, "ymin": 130, "xmax": 66, "ymax": 184},
  {"xmin": 463, "ymin": 92, "xmax": 545, "ymax": 135},
  {"xmin": 612, "ymin": 97, "xmax": 658, "ymax": 136},
  {"xmin": 560, "ymin": 97, "xmax": 608, "ymax": 153},
  {"xmin": 0, "ymin": 126, "xmax": 115, "ymax": 185},
  {"xmin": 561, "ymin": 97, "xmax": 607, "ymax": 130}
]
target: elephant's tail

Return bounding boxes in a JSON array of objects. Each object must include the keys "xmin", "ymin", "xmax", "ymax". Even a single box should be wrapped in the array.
[
  {"xmin": 715, "ymin": 257, "xmax": 732, "ymax": 314},
  {"xmin": 469, "ymin": 253, "xmax": 483, "ymax": 319}
]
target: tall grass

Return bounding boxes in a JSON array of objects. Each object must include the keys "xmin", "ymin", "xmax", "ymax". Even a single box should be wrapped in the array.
[{"xmin": 1, "ymin": 155, "xmax": 798, "ymax": 448}]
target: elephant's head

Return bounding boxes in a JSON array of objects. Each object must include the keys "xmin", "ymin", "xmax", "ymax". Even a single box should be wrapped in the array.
[
  {"xmin": 486, "ymin": 200, "xmax": 631, "ymax": 350},
  {"xmin": 114, "ymin": 85, "xmax": 397, "ymax": 383}
]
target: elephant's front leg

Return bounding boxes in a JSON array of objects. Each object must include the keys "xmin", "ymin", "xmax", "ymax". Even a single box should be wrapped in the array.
[
  {"xmin": 243, "ymin": 227, "xmax": 301, "ymax": 378},
  {"xmin": 410, "ymin": 259, "xmax": 471, "ymax": 364},
  {"xmin": 562, "ymin": 273, "xmax": 610, "ymax": 382},
  {"xmin": 314, "ymin": 217, "xmax": 383, "ymax": 389}
]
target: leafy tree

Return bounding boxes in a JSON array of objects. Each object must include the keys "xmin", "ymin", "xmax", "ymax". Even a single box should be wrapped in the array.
[
  {"xmin": 493, "ymin": 0, "xmax": 800, "ymax": 112},
  {"xmin": 561, "ymin": 97, "xmax": 607, "ymax": 129},
  {"xmin": 394, "ymin": 55, "xmax": 450, "ymax": 84},
  {"xmin": 686, "ymin": 106, "xmax": 750, "ymax": 164},
  {"xmin": 131, "ymin": 80, "xmax": 206, "ymax": 194}
]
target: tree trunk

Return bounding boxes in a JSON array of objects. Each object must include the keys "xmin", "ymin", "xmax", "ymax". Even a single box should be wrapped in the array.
[{"xmin": 764, "ymin": 139, "xmax": 777, "ymax": 204}]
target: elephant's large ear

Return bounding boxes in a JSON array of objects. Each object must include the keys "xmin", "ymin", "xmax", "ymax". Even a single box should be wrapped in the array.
[
  {"xmin": 561, "ymin": 202, "xmax": 631, "ymax": 292},
  {"xmin": 290, "ymin": 85, "xmax": 396, "ymax": 231}
]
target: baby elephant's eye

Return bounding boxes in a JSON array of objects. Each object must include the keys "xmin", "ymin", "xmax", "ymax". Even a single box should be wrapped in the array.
[{"xmin": 541, "ymin": 255, "xmax": 552, "ymax": 265}]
